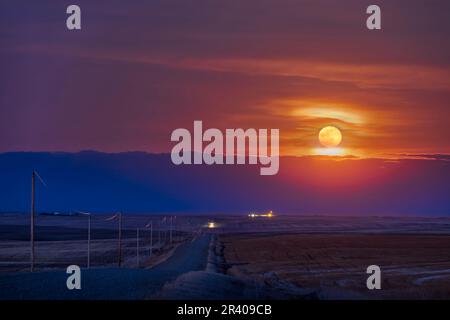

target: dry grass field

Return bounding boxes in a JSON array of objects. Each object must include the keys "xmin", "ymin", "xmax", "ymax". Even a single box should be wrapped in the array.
[{"xmin": 220, "ymin": 232, "xmax": 450, "ymax": 299}]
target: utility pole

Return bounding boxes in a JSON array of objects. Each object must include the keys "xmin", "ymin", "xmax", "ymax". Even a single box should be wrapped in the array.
[
  {"xmin": 29, "ymin": 170, "xmax": 46, "ymax": 272},
  {"xmin": 144, "ymin": 220, "xmax": 153, "ymax": 259},
  {"xmin": 174, "ymin": 216, "xmax": 177, "ymax": 242},
  {"xmin": 158, "ymin": 219, "xmax": 161, "ymax": 247},
  {"xmin": 170, "ymin": 216, "xmax": 173, "ymax": 244},
  {"xmin": 136, "ymin": 228, "xmax": 140, "ymax": 267},
  {"xmin": 30, "ymin": 171, "xmax": 35, "ymax": 272},
  {"xmin": 150, "ymin": 221, "xmax": 153, "ymax": 258},
  {"xmin": 87, "ymin": 214, "xmax": 91, "ymax": 269},
  {"xmin": 118, "ymin": 212, "xmax": 122, "ymax": 267},
  {"xmin": 163, "ymin": 217, "xmax": 167, "ymax": 244}
]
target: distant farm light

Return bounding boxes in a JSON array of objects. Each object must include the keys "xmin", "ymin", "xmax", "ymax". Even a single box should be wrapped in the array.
[
  {"xmin": 248, "ymin": 211, "xmax": 275, "ymax": 218},
  {"xmin": 207, "ymin": 222, "xmax": 216, "ymax": 229}
]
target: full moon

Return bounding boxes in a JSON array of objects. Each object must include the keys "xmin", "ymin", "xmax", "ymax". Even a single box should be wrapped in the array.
[{"xmin": 319, "ymin": 126, "xmax": 342, "ymax": 148}]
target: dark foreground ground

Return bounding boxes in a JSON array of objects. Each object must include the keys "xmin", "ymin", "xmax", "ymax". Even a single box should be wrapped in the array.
[{"xmin": 221, "ymin": 233, "xmax": 450, "ymax": 299}]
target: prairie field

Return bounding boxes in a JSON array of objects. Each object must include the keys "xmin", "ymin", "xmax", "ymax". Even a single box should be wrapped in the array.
[{"xmin": 220, "ymin": 231, "xmax": 450, "ymax": 299}]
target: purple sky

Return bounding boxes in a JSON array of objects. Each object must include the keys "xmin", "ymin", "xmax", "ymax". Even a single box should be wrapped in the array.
[{"xmin": 0, "ymin": 0, "xmax": 449, "ymax": 156}]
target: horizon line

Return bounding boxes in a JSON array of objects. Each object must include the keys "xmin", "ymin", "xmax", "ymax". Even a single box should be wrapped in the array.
[{"xmin": 1, "ymin": 150, "xmax": 450, "ymax": 162}]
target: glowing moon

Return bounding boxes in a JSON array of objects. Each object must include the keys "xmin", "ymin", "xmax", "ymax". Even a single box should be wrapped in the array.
[{"xmin": 319, "ymin": 126, "xmax": 342, "ymax": 148}]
